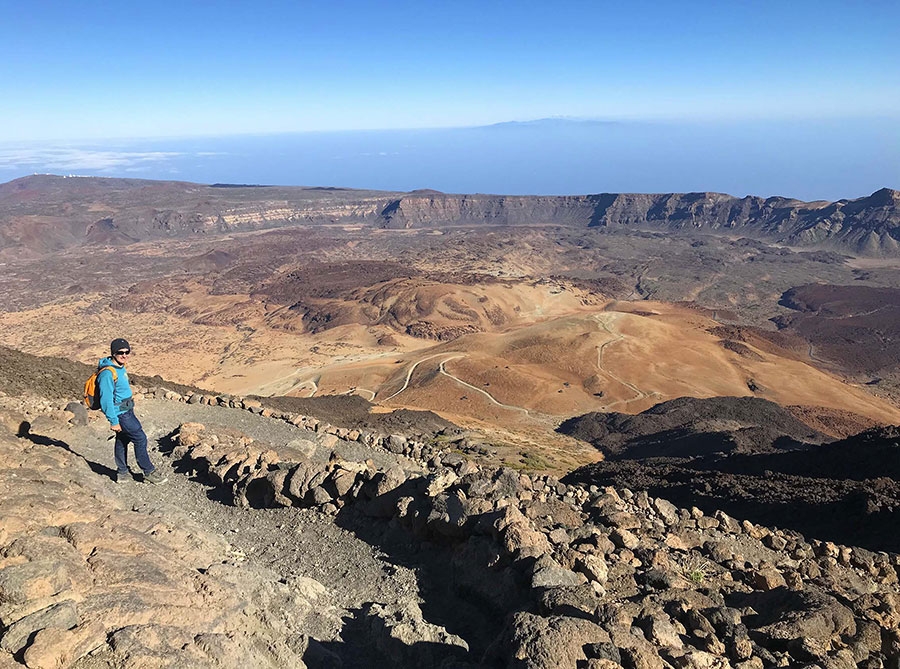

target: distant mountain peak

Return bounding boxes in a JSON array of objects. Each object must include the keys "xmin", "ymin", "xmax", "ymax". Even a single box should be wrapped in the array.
[
  {"xmin": 866, "ymin": 187, "xmax": 900, "ymax": 205},
  {"xmin": 484, "ymin": 117, "xmax": 622, "ymax": 129},
  {"xmin": 407, "ymin": 188, "xmax": 445, "ymax": 196}
]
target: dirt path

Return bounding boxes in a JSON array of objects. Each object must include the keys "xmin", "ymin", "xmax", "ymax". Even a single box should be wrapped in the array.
[
  {"xmin": 36, "ymin": 398, "xmax": 423, "ymax": 668},
  {"xmin": 591, "ymin": 313, "xmax": 658, "ymax": 411},
  {"xmin": 381, "ymin": 351, "xmax": 452, "ymax": 401},
  {"xmin": 439, "ymin": 356, "xmax": 530, "ymax": 414}
]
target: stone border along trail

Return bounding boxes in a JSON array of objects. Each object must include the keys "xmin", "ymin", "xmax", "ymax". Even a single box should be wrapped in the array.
[
  {"xmin": 165, "ymin": 403, "xmax": 900, "ymax": 669},
  {"xmin": 4, "ymin": 395, "xmax": 428, "ymax": 668}
]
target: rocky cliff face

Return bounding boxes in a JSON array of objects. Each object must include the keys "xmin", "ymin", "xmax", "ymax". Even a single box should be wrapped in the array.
[
  {"xmin": 0, "ymin": 176, "xmax": 397, "ymax": 257},
  {"xmin": 378, "ymin": 194, "xmax": 598, "ymax": 229},
  {"xmin": 1, "ymin": 175, "xmax": 898, "ymax": 256},
  {"xmin": 379, "ymin": 189, "xmax": 900, "ymax": 255}
]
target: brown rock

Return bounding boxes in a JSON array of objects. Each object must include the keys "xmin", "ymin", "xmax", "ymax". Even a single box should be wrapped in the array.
[
  {"xmin": 607, "ymin": 625, "xmax": 665, "ymax": 669},
  {"xmin": 176, "ymin": 422, "xmax": 206, "ymax": 446},
  {"xmin": 606, "ymin": 512, "xmax": 642, "ymax": 530},
  {"xmin": 547, "ymin": 528, "xmax": 570, "ymax": 545},
  {"xmin": 800, "ymin": 559, "xmax": 822, "ymax": 580},
  {"xmin": 286, "ymin": 463, "xmax": 319, "ymax": 501},
  {"xmin": 751, "ymin": 568, "xmax": 786, "ymax": 591},
  {"xmin": 652, "ymin": 498, "xmax": 679, "ymax": 525},
  {"xmin": 683, "ymin": 608, "xmax": 718, "ymax": 637},
  {"xmin": 784, "ymin": 572, "xmax": 804, "ymax": 591},
  {"xmin": 611, "ymin": 529, "xmax": 639, "ymax": 550},
  {"xmin": 643, "ymin": 614, "xmax": 684, "ymax": 649},
  {"xmin": 665, "ymin": 534, "xmax": 691, "ymax": 551},
  {"xmin": 735, "ymin": 659, "xmax": 763, "ymax": 669},
  {"xmin": 704, "ymin": 540, "xmax": 736, "ymax": 563},
  {"xmin": 425, "ymin": 469, "xmax": 458, "ymax": 497},
  {"xmin": 365, "ymin": 600, "xmax": 468, "ymax": 667},
  {"xmin": 741, "ymin": 520, "xmax": 766, "ymax": 541},
  {"xmin": 523, "ymin": 498, "xmax": 584, "ymax": 529},
  {"xmin": 495, "ymin": 612, "xmax": 610, "ymax": 669},
  {"xmin": 537, "ymin": 584, "xmax": 604, "ymax": 618},
  {"xmin": 763, "ymin": 534, "xmax": 788, "ymax": 551},
  {"xmin": 374, "ymin": 466, "xmax": 408, "ymax": 497},
  {"xmin": 21, "ymin": 621, "xmax": 105, "ymax": 669},
  {"xmin": 674, "ymin": 650, "xmax": 732, "ymax": 668},
  {"xmin": 329, "ymin": 468, "xmax": 358, "ymax": 498},
  {"xmin": 0, "ymin": 561, "xmax": 76, "ymax": 605},
  {"xmin": 585, "ymin": 660, "xmax": 624, "ymax": 669},
  {"xmin": 316, "ymin": 433, "xmax": 340, "ymax": 450},
  {"xmin": 263, "ymin": 468, "xmax": 293, "ymax": 507},
  {"xmin": 503, "ymin": 522, "xmax": 552, "ymax": 557},
  {"xmin": 731, "ymin": 636, "xmax": 753, "ymax": 661},
  {"xmin": 0, "ymin": 600, "xmax": 78, "ymax": 655},
  {"xmin": 310, "ymin": 486, "xmax": 333, "ymax": 506},
  {"xmin": 577, "ymin": 554, "xmax": 610, "ymax": 584},
  {"xmin": 755, "ymin": 589, "xmax": 856, "ymax": 646},
  {"xmin": 714, "ymin": 511, "xmax": 741, "ymax": 533}
]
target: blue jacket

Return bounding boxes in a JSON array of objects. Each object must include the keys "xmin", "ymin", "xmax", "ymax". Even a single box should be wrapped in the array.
[{"xmin": 97, "ymin": 357, "xmax": 133, "ymax": 426}]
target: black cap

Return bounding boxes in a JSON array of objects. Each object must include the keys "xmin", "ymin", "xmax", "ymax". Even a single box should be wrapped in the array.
[{"xmin": 110, "ymin": 338, "xmax": 131, "ymax": 355}]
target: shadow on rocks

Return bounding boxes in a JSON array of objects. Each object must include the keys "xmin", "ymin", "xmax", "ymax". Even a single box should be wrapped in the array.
[
  {"xmin": 157, "ymin": 429, "xmax": 234, "ymax": 504},
  {"xmin": 315, "ymin": 609, "xmax": 373, "ymax": 669},
  {"xmin": 332, "ymin": 492, "xmax": 528, "ymax": 667},
  {"xmin": 19, "ymin": 420, "xmax": 117, "ymax": 480}
]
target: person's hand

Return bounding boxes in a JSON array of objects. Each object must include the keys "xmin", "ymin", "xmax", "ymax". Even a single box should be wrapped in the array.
[{"xmin": 111, "ymin": 424, "xmax": 122, "ymax": 432}]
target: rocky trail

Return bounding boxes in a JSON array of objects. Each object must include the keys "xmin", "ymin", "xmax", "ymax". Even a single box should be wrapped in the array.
[
  {"xmin": 2, "ymin": 382, "xmax": 900, "ymax": 668},
  {"xmin": 1, "ymin": 396, "xmax": 432, "ymax": 668}
]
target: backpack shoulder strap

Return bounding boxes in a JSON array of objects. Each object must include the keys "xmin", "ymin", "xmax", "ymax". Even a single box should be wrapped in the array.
[{"xmin": 98, "ymin": 366, "xmax": 118, "ymax": 382}]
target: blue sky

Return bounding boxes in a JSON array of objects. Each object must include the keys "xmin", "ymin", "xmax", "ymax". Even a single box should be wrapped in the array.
[
  {"xmin": 0, "ymin": 1, "xmax": 897, "ymax": 199},
  {"xmin": 3, "ymin": 0, "xmax": 898, "ymax": 140}
]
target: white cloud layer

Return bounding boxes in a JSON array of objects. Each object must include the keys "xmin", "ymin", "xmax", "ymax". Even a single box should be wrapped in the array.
[{"xmin": 0, "ymin": 146, "xmax": 183, "ymax": 172}]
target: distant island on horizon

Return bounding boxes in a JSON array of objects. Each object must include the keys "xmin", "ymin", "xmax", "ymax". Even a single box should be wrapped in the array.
[{"xmin": 1, "ymin": 116, "xmax": 895, "ymax": 202}]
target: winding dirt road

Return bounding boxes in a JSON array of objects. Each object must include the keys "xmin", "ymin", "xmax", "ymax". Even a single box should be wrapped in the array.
[{"xmin": 591, "ymin": 313, "xmax": 657, "ymax": 411}]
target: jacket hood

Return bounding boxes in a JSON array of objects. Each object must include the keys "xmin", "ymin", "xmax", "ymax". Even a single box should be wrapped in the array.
[{"xmin": 98, "ymin": 357, "xmax": 121, "ymax": 369}]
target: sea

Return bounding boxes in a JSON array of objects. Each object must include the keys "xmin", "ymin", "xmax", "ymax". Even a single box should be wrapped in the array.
[{"xmin": 1, "ymin": 118, "xmax": 897, "ymax": 201}]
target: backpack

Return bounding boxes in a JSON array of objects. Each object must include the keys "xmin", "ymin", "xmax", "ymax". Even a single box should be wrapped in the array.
[{"xmin": 84, "ymin": 366, "xmax": 118, "ymax": 410}]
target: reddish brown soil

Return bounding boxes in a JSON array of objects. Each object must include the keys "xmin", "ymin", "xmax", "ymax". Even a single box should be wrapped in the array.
[
  {"xmin": 786, "ymin": 404, "xmax": 882, "ymax": 438},
  {"xmin": 774, "ymin": 284, "xmax": 900, "ymax": 377}
]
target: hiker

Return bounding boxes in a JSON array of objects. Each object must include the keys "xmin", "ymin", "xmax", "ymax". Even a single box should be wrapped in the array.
[{"xmin": 97, "ymin": 338, "xmax": 167, "ymax": 485}]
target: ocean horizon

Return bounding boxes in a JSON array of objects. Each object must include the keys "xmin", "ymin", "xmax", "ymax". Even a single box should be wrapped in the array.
[{"xmin": 1, "ymin": 118, "xmax": 897, "ymax": 201}]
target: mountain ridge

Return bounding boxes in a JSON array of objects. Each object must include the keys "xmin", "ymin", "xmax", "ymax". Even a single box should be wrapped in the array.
[{"xmin": 1, "ymin": 175, "xmax": 898, "ymax": 257}]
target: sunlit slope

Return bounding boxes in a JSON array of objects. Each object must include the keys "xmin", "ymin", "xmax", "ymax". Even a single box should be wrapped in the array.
[
  {"xmin": 0, "ymin": 278, "xmax": 597, "ymax": 398},
  {"xmin": 1, "ymin": 287, "xmax": 897, "ymax": 431},
  {"xmin": 289, "ymin": 301, "xmax": 900, "ymax": 427}
]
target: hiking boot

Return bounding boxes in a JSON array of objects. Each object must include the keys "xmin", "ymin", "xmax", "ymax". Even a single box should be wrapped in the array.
[
  {"xmin": 144, "ymin": 470, "xmax": 168, "ymax": 485},
  {"xmin": 115, "ymin": 472, "xmax": 131, "ymax": 484}
]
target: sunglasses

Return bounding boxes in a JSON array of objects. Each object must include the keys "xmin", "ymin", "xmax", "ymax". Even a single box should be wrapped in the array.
[{"xmin": 115, "ymin": 350, "xmax": 131, "ymax": 355}]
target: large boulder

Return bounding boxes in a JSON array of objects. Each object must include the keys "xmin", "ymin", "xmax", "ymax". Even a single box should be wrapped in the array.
[{"xmin": 488, "ymin": 612, "xmax": 611, "ymax": 669}]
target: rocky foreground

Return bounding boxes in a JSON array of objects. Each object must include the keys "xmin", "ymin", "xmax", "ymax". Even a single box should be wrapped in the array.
[
  {"xmin": 559, "ymin": 397, "xmax": 900, "ymax": 554},
  {"xmin": 1, "ymin": 385, "xmax": 898, "ymax": 668}
]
